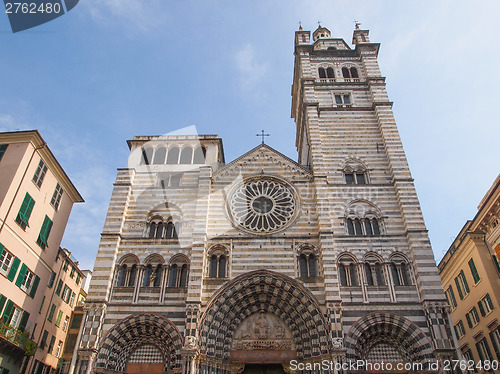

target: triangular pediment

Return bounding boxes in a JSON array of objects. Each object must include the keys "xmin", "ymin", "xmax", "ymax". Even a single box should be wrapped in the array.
[{"xmin": 213, "ymin": 143, "xmax": 312, "ymax": 181}]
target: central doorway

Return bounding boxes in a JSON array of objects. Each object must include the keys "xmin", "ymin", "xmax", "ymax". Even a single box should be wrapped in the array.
[{"xmin": 242, "ymin": 364, "xmax": 285, "ymax": 374}]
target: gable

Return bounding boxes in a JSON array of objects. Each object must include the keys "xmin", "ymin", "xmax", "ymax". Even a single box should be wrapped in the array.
[{"xmin": 213, "ymin": 144, "xmax": 312, "ymax": 182}]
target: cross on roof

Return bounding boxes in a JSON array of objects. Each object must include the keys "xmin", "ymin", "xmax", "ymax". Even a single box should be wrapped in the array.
[{"xmin": 256, "ymin": 130, "xmax": 270, "ymax": 144}]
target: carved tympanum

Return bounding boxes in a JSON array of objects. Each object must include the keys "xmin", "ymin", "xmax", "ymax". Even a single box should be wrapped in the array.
[{"xmin": 232, "ymin": 311, "xmax": 294, "ymax": 351}]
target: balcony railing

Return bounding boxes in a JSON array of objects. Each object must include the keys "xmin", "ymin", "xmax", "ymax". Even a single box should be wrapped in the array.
[{"xmin": 0, "ymin": 322, "xmax": 37, "ymax": 356}]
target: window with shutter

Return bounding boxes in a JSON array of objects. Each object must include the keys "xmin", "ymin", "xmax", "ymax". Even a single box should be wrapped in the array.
[
  {"xmin": 48, "ymin": 304, "xmax": 56, "ymax": 321},
  {"xmin": 37, "ymin": 215, "xmax": 53, "ymax": 249},
  {"xmin": 56, "ymin": 280, "xmax": 63, "ymax": 295},
  {"xmin": 55, "ymin": 310, "xmax": 63, "ymax": 327},
  {"xmin": 15, "ymin": 193, "xmax": 35, "ymax": 229},
  {"xmin": 1, "ymin": 300, "xmax": 14, "ymax": 322},
  {"xmin": 454, "ymin": 276, "xmax": 464, "ymax": 299},
  {"xmin": 468, "ymin": 258, "xmax": 480, "ymax": 284},
  {"xmin": 40, "ymin": 330, "xmax": 48, "ymax": 349},
  {"xmin": 50, "ymin": 183, "xmax": 63, "ymax": 211},
  {"xmin": 32, "ymin": 159, "xmax": 48, "ymax": 188},
  {"xmin": 6, "ymin": 256, "xmax": 20, "ymax": 282},
  {"xmin": 0, "ymin": 144, "xmax": 8, "ymax": 161},
  {"xmin": 47, "ymin": 335, "xmax": 55, "ymax": 354}
]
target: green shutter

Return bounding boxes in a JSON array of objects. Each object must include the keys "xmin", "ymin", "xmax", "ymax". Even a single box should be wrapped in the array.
[
  {"xmin": 41, "ymin": 330, "xmax": 48, "ymax": 348},
  {"xmin": 461, "ymin": 270, "xmax": 470, "ymax": 293},
  {"xmin": 48, "ymin": 304, "xmax": 56, "ymax": 321},
  {"xmin": 0, "ymin": 295, "xmax": 6, "ymax": 314},
  {"xmin": 47, "ymin": 335, "xmax": 55, "ymax": 354},
  {"xmin": 56, "ymin": 279, "xmax": 63, "ymax": 295},
  {"xmin": 18, "ymin": 311, "xmax": 30, "ymax": 331},
  {"xmin": 39, "ymin": 296, "xmax": 45, "ymax": 313},
  {"xmin": 478, "ymin": 300, "xmax": 486, "ymax": 316},
  {"xmin": 466, "ymin": 312, "xmax": 472, "ymax": 328},
  {"xmin": 1, "ymin": 300, "xmax": 14, "ymax": 322},
  {"xmin": 0, "ymin": 242, "xmax": 4, "ymax": 257},
  {"xmin": 29, "ymin": 275, "xmax": 40, "ymax": 298},
  {"xmin": 7, "ymin": 256, "xmax": 20, "ymax": 281},
  {"xmin": 55, "ymin": 310, "xmax": 63, "ymax": 327},
  {"xmin": 38, "ymin": 216, "xmax": 53, "ymax": 247},
  {"xmin": 17, "ymin": 193, "xmax": 35, "ymax": 227},
  {"xmin": 468, "ymin": 258, "xmax": 480, "ymax": 283},
  {"xmin": 15, "ymin": 263, "xmax": 28, "ymax": 287},
  {"xmin": 455, "ymin": 277, "xmax": 464, "ymax": 299},
  {"xmin": 486, "ymin": 293, "xmax": 494, "ymax": 310}
]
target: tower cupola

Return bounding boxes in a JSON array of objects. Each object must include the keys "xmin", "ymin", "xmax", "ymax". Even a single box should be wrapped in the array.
[{"xmin": 312, "ymin": 25, "xmax": 331, "ymax": 41}]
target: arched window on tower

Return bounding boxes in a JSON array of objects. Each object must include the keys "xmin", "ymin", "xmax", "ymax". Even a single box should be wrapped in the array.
[
  {"xmin": 342, "ymin": 66, "xmax": 360, "ymax": 82},
  {"xmin": 180, "ymin": 147, "xmax": 193, "ymax": 164},
  {"xmin": 168, "ymin": 264, "xmax": 177, "ymax": 287},
  {"xmin": 338, "ymin": 255, "xmax": 358, "ymax": 286},
  {"xmin": 128, "ymin": 265, "xmax": 137, "ymax": 287},
  {"xmin": 298, "ymin": 248, "xmax": 318, "ymax": 277},
  {"xmin": 390, "ymin": 254, "xmax": 411, "ymax": 286},
  {"xmin": 343, "ymin": 162, "xmax": 368, "ymax": 185},
  {"xmin": 148, "ymin": 217, "xmax": 164, "ymax": 239},
  {"xmin": 364, "ymin": 254, "xmax": 385, "ymax": 286},
  {"xmin": 346, "ymin": 217, "xmax": 381, "ymax": 236},
  {"xmin": 318, "ymin": 67, "xmax": 327, "ymax": 78},
  {"xmin": 167, "ymin": 256, "xmax": 189, "ymax": 288},
  {"xmin": 193, "ymin": 147, "xmax": 206, "ymax": 164},
  {"xmin": 117, "ymin": 264, "xmax": 127, "ymax": 287},
  {"xmin": 166, "ymin": 147, "xmax": 179, "ymax": 164},
  {"xmin": 153, "ymin": 147, "xmax": 166, "ymax": 164},
  {"xmin": 141, "ymin": 147, "xmax": 153, "ymax": 165},
  {"xmin": 207, "ymin": 247, "xmax": 229, "ymax": 278},
  {"xmin": 115, "ymin": 255, "xmax": 139, "ymax": 288},
  {"xmin": 154, "ymin": 264, "xmax": 162, "ymax": 287},
  {"xmin": 143, "ymin": 264, "xmax": 153, "ymax": 287},
  {"xmin": 326, "ymin": 67, "xmax": 335, "ymax": 78},
  {"xmin": 165, "ymin": 219, "xmax": 179, "ymax": 239}
]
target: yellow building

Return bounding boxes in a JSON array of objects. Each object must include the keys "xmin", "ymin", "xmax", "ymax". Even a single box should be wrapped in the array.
[
  {"xmin": 0, "ymin": 130, "xmax": 84, "ymax": 373},
  {"xmin": 439, "ymin": 174, "xmax": 500, "ymax": 367}
]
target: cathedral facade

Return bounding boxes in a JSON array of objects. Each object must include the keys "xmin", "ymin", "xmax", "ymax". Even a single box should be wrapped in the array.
[{"xmin": 76, "ymin": 25, "xmax": 455, "ymax": 374}]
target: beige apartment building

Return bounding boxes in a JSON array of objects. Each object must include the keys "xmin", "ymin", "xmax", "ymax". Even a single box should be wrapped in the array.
[
  {"xmin": 28, "ymin": 249, "xmax": 89, "ymax": 374},
  {"xmin": 0, "ymin": 130, "xmax": 84, "ymax": 374},
  {"xmin": 439, "ymin": 174, "xmax": 500, "ymax": 367}
]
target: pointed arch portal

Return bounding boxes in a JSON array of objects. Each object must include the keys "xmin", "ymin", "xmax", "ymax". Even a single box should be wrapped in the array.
[
  {"xmin": 96, "ymin": 313, "xmax": 183, "ymax": 373},
  {"xmin": 198, "ymin": 270, "xmax": 330, "ymax": 370}
]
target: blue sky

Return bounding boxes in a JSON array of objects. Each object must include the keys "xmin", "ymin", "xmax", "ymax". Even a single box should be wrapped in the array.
[{"xmin": 0, "ymin": 1, "xmax": 499, "ymax": 270}]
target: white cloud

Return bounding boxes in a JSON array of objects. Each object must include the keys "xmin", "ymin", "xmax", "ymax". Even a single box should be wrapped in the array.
[
  {"xmin": 0, "ymin": 114, "xmax": 31, "ymax": 132},
  {"xmin": 233, "ymin": 44, "xmax": 268, "ymax": 93},
  {"xmin": 83, "ymin": 0, "xmax": 167, "ymax": 34}
]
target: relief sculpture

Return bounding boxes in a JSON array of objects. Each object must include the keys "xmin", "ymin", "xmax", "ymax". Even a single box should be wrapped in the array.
[{"xmin": 231, "ymin": 311, "xmax": 294, "ymax": 351}]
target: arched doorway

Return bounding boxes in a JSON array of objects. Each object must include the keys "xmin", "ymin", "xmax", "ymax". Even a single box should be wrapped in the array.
[
  {"xmin": 198, "ymin": 270, "xmax": 330, "ymax": 372},
  {"xmin": 344, "ymin": 312, "xmax": 434, "ymax": 372},
  {"xmin": 95, "ymin": 313, "xmax": 183, "ymax": 373}
]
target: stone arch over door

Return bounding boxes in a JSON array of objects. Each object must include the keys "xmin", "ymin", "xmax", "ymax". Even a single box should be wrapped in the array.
[
  {"xmin": 198, "ymin": 270, "xmax": 330, "ymax": 368},
  {"xmin": 95, "ymin": 313, "xmax": 183, "ymax": 373},
  {"xmin": 344, "ymin": 313, "xmax": 434, "ymax": 364}
]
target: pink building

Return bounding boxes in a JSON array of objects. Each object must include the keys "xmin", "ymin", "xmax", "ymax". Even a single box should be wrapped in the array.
[{"xmin": 0, "ymin": 130, "xmax": 83, "ymax": 373}]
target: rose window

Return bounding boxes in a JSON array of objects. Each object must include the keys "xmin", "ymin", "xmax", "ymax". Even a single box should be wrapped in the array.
[{"xmin": 228, "ymin": 178, "xmax": 297, "ymax": 234}]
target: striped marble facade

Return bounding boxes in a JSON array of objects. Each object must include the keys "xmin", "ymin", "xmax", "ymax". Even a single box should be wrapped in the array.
[{"xmin": 75, "ymin": 25, "xmax": 455, "ymax": 374}]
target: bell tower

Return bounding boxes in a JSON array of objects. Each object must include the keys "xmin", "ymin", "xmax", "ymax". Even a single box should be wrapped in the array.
[{"xmin": 291, "ymin": 24, "xmax": 457, "ymax": 364}]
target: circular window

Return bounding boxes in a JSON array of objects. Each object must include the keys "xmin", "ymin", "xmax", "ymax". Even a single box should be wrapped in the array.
[{"xmin": 228, "ymin": 178, "xmax": 298, "ymax": 234}]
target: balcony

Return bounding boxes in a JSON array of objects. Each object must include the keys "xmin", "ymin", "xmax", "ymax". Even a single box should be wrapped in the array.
[{"xmin": 0, "ymin": 322, "xmax": 37, "ymax": 356}]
